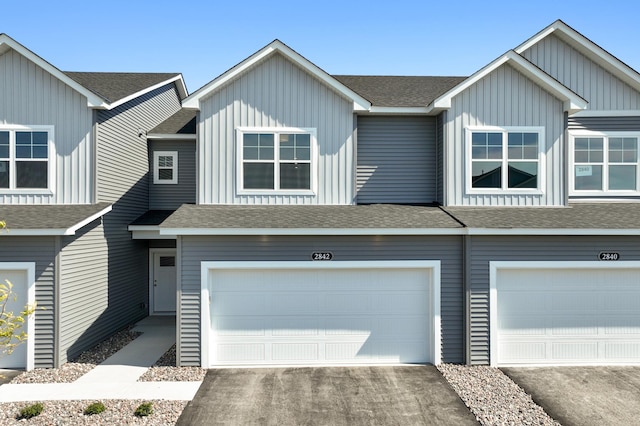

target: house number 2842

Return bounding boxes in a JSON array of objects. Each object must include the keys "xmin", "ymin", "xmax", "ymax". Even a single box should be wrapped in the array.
[{"xmin": 311, "ymin": 252, "xmax": 333, "ymax": 261}]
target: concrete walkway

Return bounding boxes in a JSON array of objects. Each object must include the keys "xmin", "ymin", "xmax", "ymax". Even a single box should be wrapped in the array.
[{"xmin": 0, "ymin": 316, "xmax": 202, "ymax": 402}]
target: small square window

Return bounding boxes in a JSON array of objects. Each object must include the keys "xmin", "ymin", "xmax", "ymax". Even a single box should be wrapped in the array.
[{"xmin": 153, "ymin": 151, "xmax": 178, "ymax": 184}]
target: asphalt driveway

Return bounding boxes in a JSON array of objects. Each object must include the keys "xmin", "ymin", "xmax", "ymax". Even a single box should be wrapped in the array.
[
  {"xmin": 177, "ymin": 366, "xmax": 478, "ymax": 425},
  {"xmin": 502, "ymin": 366, "xmax": 640, "ymax": 426}
]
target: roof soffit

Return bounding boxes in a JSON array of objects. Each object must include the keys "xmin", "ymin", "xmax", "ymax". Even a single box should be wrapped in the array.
[{"xmin": 182, "ymin": 40, "xmax": 371, "ymax": 111}]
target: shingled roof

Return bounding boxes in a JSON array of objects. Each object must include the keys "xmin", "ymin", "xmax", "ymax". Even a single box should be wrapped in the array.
[
  {"xmin": 0, "ymin": 203, "xmax": 112, "ymax": 235},
  {"xmin": 333, "ymin": 75, "xmax": 467, "ymax": 107},
  {"xmin": 159, "ymin": 204, "xmax": 463, "ymax": 234},
  {"xmin": 444, "ymin": 203, "xmax": 640, "ymax": 230},
  {"xmin": 64, "ymin": 72, "xmax": 183, "ymax": 104},
  {"xmin": 149, "ymin": 109, "xmax": 197, "ymax": 135}
]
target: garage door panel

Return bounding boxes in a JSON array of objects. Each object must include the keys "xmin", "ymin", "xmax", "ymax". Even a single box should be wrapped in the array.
[
  {"xmin": 0, "ymin": 269, "xmax": 29, "ymax": 369},
  {"xmin": 496, "ymin": 266, "xmax": 640, "ymax": 365},
  {"xmin": 207, "ymin": 265, "xmax": 434, "ymax": 366}
]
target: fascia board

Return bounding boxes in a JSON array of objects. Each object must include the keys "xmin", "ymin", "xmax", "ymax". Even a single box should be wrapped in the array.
[
  {"xmin": 0, "ymin": 34, "xmax": 108, "ymax": 108},
  {"xmin": 159, "ymin": 227, "xmax": 465, "ymax": 236},
  {"xmin": 64, "ymin": 205, "xmax": 112, "ymax": 235},
  {"xmin": 106, "ymin": 75, "xmax": 188, "ymax": 110},
  {"xmin": 182, "ymin": 40, "xmax": 371, "ymax": 111},
  {"xmin": 146, "ymin": 134, "xmax": 196, "ymax": 140}
]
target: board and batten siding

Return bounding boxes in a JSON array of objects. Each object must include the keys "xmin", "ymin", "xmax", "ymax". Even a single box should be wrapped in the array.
[
  {"xmin": 0, "ymin": 49, "xmax": 94, "ymax": 205},
  {"xmin": 59, "ymin": 219, "xmax": 110, "ymax": 364},
  {"xmin": 0, "ymin": 237, "xmax": 56, "ymax": 368},
  {"xmin": 467, "ymin": 235, "xmax": 640, "ymax": 365},
  {"xmin": 149, "ymin": 139, "xmax": 196, "ymax": 210},
  {"xmin": 178, "ymin": 235, "xmax": 464, "ymax": 366},
  {"xmin": 521, "ymin": 34, "xmax": 640, "ymax": 111},
  {"xmin": 199, "ymin": 53, "xmax": 355, "ymax": 205},
  {"xmin": 356, "ymin": 116, "xmax": 436, "ymax": 204},
  {"xmin": 444, "ymin": 63, "xmax": 566, "ymax": 206},
  {"xmin": 94, "ymin": 83, "xmax": 182, "ymax": 342}
]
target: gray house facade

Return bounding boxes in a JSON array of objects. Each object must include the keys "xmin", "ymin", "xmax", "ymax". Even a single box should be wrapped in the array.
[
  {"xmin": 0, "ymin": 34, "xmax": 186, "ymax": 369},
  {"xmin": 4, "ymin": 20, "xmax": 640, "ymax": 370}
]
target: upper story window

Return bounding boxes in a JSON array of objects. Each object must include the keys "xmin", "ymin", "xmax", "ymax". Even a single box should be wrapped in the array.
[
  {"xmin": 153, "ymin": 151, "xmax": 178, "ymax": 184},
  {"xmin": 570, "ymin": 132, "xmax": 640, "ymax": 195},
  {"xmin": 0, "ymin": 126, "xmax": 53, "ymax": 192},
  {"xmin": 467, "ymin": 127, "xmax": 544, "ymax": 193},
  {"xmin": 237, "ymin": 127, "xmax": 316, "ymax": 194}
]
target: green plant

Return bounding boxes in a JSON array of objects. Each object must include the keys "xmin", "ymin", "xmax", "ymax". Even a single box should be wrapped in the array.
[
  {"xmin": 0, "ymin": 279, "xmax": 37, "ymax": 359},
  {"xmin": 134, "ymin": 402, "xmax": 153, "ymax": 417},
  {"xmin": 84, "ymin": 401, "xmax": 106, "ymax": 415},
  {"xmin": 17, "ymin": 402, "xmax": 43, "ymax": 420}
]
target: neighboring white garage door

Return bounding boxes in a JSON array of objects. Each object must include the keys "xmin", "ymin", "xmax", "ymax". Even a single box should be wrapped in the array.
[
  {"xmin": 491, "ymin": 262, "xmax": 640, "ymax": 366},
  {"xmin": 0, "ymin": 263, "xmax": 35, "ymax": 370},
  {"xmin": 201, "ymin": 261, "xmax": 440, "ymax": 367}
]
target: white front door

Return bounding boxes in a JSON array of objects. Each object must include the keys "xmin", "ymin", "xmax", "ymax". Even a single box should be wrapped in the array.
[
  {"xmin": 0, "ymin": 263, "xmax": 35, "ymax": 370},
  {"xmin": 151, "ymin": 250, "xmax": 176, "ymax": 314}
]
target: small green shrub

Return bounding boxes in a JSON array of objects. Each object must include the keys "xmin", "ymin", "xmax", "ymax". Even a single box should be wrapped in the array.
[
  {"xmin": 17, "ymin": 402, "xmax": 43, "ymax": 419},
  {"xmin": 134, "ymin": 402, "xmax": 153, "ymax": 417},
  {"xmin": 84, "ymin": 401, "xmax": 106, "ymax": 415}
]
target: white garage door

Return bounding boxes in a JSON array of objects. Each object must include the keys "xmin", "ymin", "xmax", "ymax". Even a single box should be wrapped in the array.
[
  {"xmin": 492, "ymin": 263, "xmax": 640, "ymax": 366},
  {"xmin": 202, "ymin": 261, "xmax": 440, "ymax": 367},
  {"xmin": 0, "ymin": 265, "xmax": 35, "ymax": 370}
]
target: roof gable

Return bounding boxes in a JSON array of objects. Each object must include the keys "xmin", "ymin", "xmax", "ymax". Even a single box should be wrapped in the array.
[
  {"xmin": 0, "ymin": 33, "xmax": 107, "ymax": 108},
  {"xmin": 182, "ymin": 40, "xmax": 371, "ymax": 111},
  {"xmin": 515, "ymin": 20, "xmax": 640, "ymax": 93},
  {"xmin": 427, "ymin": 50, "xmax": 587, "ymax": 114}
]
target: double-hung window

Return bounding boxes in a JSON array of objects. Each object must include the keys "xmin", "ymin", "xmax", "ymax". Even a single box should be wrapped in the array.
[
  {"xmin": 571, "ymin": 132, "xmax": 640, "ymax": 194},
  {"xmin": 153, "ymin": 151, "xmax": 178, "ymax": 184},
  {"xmin": 0, "ymin": 126, "xmax": 53, "ymax": 191},
  {"xmin": 468, "ymin": 127, "xmax": 543, "ymax": 192},
  {"xmin": 238, "ymin": 128, "xmax": 315, "ymax": 193}
]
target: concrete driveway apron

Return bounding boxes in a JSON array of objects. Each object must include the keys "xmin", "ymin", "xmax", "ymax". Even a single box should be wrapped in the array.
[
  {"xmin": 177, "ymin": 365, "xmax": 478, "ymax": 426},
  {"xmin": 503, "ymin": 366, "xmax": 640, "ymax": 426}
]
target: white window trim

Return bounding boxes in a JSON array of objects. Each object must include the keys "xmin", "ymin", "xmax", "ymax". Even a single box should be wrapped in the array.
[
  {"xmin": 465, "ymin": 126, "xmax": 545, "ymax": 195},
  {"xmin": 153, "ymin": 151, "xmax": 178, "ymax": 184},
  {"xmin": 236, "ymin": 127, "xmax": 318, "ymax": 196},
  {"xmin": 0, "ymin": 124, "xmax": 55, "ymax": 195},
  {"xmin": 569, "ymin": 130, "xmax": 640, "ymax": 197}
]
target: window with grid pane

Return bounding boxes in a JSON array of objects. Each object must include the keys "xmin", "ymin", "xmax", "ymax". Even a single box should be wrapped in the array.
[
  {"xmin": 239, "ymin": 129, "xmax": 314, "ymax": 192},
  {"xmin": 153, "ymin": 151, "xmax": 178, "ymax": 184},
  {"xmin": 0, "ymin": 127, "xmax": 51, "ymax": 190},
  {"xmin": 572, "ymin": 134, "xmax": 639, "ymax": 193},
  {"xmin": 469, "ymin": 128, "xmax": 541, "ymax": 191}
]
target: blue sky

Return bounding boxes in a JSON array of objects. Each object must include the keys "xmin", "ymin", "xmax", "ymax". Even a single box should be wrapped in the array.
[{"xmin": 2, "ymin": 0, "xmax": 639, "ymax": 93}]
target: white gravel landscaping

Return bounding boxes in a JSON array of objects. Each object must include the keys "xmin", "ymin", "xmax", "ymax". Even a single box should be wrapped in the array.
[{"xmin": 438, "ymin": 364, "xmax": 560, "ymax": 426}]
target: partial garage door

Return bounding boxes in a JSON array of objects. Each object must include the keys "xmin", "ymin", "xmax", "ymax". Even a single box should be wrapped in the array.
[
  {"xmin": 0, "ymin": 264, "xmax": 35, "ymax": 369},
  {"xmin": 202, "ymin": 261, "xmax": 440, "ymax": 367},
  {"xmin": 492, "ymin": 262, "xmax": 640, "ymax": 366}
]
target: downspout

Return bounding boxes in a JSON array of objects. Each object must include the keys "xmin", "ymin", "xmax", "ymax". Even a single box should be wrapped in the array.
[
  {"xmin": 54, "ymin": 236, "xmax": 62, "ymax": 368},
  {"xmin": 464, "ymin": 234, "xmax": 471, "ymax": 365}
]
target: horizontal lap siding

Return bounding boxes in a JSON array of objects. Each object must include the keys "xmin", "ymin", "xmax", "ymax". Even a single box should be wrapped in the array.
[
  {"xmin": 92, "ymin": 84, "xmax": 181, "ymax": 351},
  {"xmin": 149, "ymin": 140, "xmax": 196, "ymax": 209},
  {"xmin": 468, "ymin": 235, "xmax": 640, "ymax": 365},
  {"xmin": 0, "ymin": 237, "xmax": 56, "ymax": 368},
  {"xmin": 357, "ymin": 116, "xmax": 436, "ymax": 204},
  {"xmin": 199, "ymin": 53, "xmax": 355, "ymax": 205},
  {"xmin": 179, "ymin": 235, "xmax": 464, "ymax": 366},
  {"xmin": 522, "ymin": 34, "xmax": 640, "ymax": 111},
  {"xmin": 568, "ymin": 116, "xmax": 640, "ymax": 131},
  {"xmin": 0, "ymin": 49, "xmax": 93, "ymax": 204},
  {"xmin": 446, "ymin": 64, "xmax": 565, "ymax": 206},
  {"xmin": 59, "ymin": 219, "xmax": 109, "ymax": 363}
]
